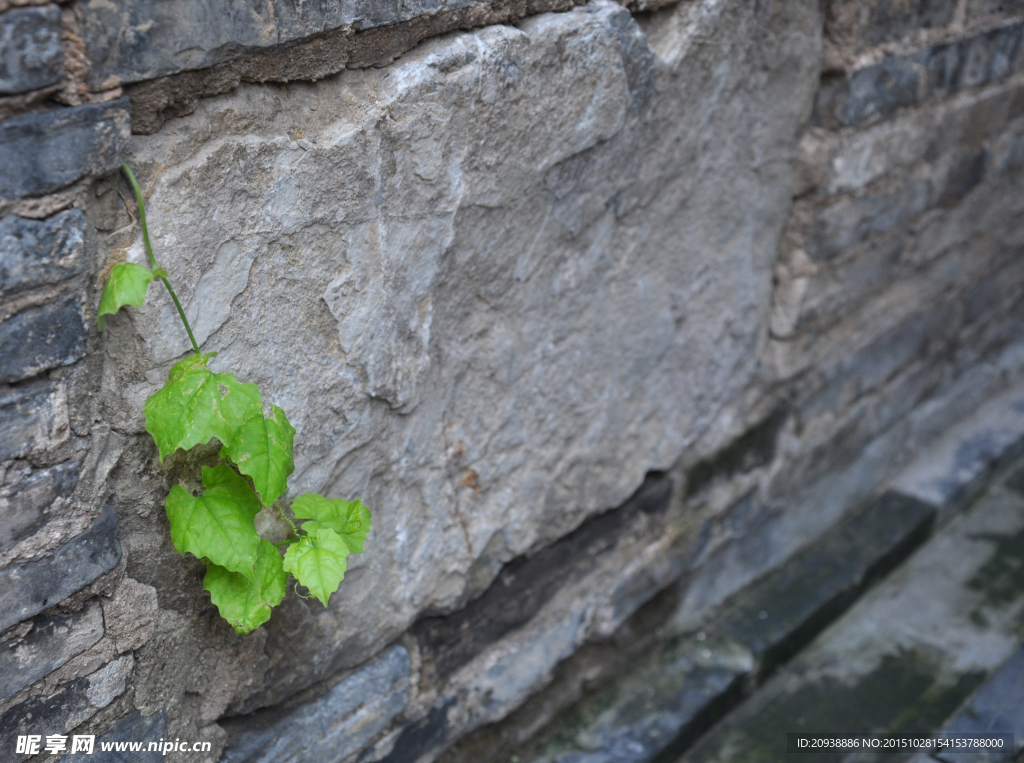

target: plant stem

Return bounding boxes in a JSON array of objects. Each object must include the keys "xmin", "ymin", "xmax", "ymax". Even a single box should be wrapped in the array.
[
  {"xmin": 121, "ymin": 163, "xmax": 201, "ymax": 355},
  {"xmin": 277, "ymin": 504, "xmax": 300, "ymax": 537}
]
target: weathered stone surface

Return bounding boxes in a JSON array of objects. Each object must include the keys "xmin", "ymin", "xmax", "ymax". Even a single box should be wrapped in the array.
[
  {"xmin": 0, "ymin": 5, "xmax": 62, "ymax": 96},
  {"xmin": 0, "ymin": 294, "xmax": 87, "ymax": 384},
  {"xmin": 679, "ymin": 468, "xmax": 1024, "ymax": 763},
  {"xmin": 0, "ymin": 99, "xmax": 130, "ymax": 199},
  {"xmin": 814, "ymin": 19, "xmax": 1024, "ymax": 128},
  {"xmin": 0, "ymin": 377, "xmax": 68, "ymax": 462},
  {"xmin": 892, "ymin": 387, "xmax": 1024, "ymax": 508},
  {"xmin": 937, "ymin": 648, "xmax": 1024, "ymax": 763},
  {"xmin": 114, "ymin": 0, "xmax": 822, "ymax": 717},
  {"xmin": 221, "ymin": 646, "xmax": 409, "ymax": 763},
  {"xmin": 0, "ymin": 507, "xmax": 121, "ymax": 633},
  {"xmin": 0, "ymin": 210, "xmax": 86, "ymax": 297},
  {"xmin": 0, "ymin": 600, "xmax": 103, "ymax": 701},
  {"xmin": 0, "ymin": 459, "xmax": 78, "ymax": 553},
  {"xmin": 499, "ymin": 491, "xmax": 934, "ymax": 763},
  {"xmin": 90, "ymin": 710, "xmax": 168, "ymax": 763}
]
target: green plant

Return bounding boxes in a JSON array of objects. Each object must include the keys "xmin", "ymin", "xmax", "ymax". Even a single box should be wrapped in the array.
[{"xmin": 98, "ymin": 163, "xmax": 371, "ymax": 634}]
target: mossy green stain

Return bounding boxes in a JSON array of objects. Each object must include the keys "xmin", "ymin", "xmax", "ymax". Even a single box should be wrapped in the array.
[{"xmin": 966, "ymin": 526, "xmax": 1024, "ymax": 610}]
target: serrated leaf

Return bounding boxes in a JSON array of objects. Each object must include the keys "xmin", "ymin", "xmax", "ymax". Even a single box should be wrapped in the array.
[
  {"xmin": 292, "ymin": 493, "xmax": 372, "ymax": 553},
  {"xmin": 144, "ymin": 353, "xmax": 262, "ymax": 461},
  {"xmin": 282, "ymin": 528, "xmax": 350, "ymax": 607},
  {"xmin": 165, "ymin": 464, "xmax": 262, "ymax": 580},
  {"xmin": 203, "ymin": 540, "xmax": 287, "ymax": 634},
  {"xmin": 97, "ymin": 262, "xmax": 154, "ymax": 330},
  {"xmin": 221, "ymin": 405, "xmax": 295, "ymax": 506}
]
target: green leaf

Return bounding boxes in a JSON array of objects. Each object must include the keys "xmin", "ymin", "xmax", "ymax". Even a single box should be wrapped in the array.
[
  {"xmin": 221, "ymin": 405, "xmax": 295, "ymax": 506},
  {"xmin": 165, "ymin": 464, "xmax": 263, "ymax": 580},
  {"xmin": 282, "ymin": 528, "xmax": 350, "ymax": 607},
  {"xmin": 144, "ymin": 353, "xmax": 262, "ymax": 461},
  {"xmin": 203, "ymin": 540, "xmax": 288, "ymax": 634},
  {"xmin": 292, "ymin": 493, "xmax": 372, "ymax": 553},
  {"xmin": 97, "ymin": 262, "xmax": 154, "ymax": 330}
]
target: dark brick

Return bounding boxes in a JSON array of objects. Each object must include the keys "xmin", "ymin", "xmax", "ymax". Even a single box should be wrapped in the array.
[
  {"xmin": 0, "ymin": 460, "xmax": 79, "ymax": 554},
  {"xmin": 685, "ymin": 407, "xmax": 788, "ymax": 498},
  {"xmin": 0, "ymin": 5, "xmax": 63, "ymax": 96},
  {"xmin": 0, "ymin": 378, "xmax": 67, "ymax": 462},
  {"xmin": 0, "ymin": 600, "xmax": 103, "ymax": 701},
  {"xmin": 0, "ymin": 506, "xmax": 121, "ymax": 633},
  {"xmin": 815, "ymin": 19, "xmax": 1024, "ymax": 127},
  {"xmin": 0, "ymin": 676, "xmax": 93, "ymax": 762},
  {"xmin": 90, "ymin": 711, "xmax": 168, "ymax": 763},
  {"xmin": 0, "ymin": 294, "xmax": 87, "ymax": 384},
  {"xmin": 411, "ymin": 474, "xmax": 672, "ymax": 687},
  {"xmin": 0, "ymin": 99, "xmax": 130, "ymax": 199},
  {"xmin": 0, "ymin": 210, "xmax": 86, "ymax": 297}
]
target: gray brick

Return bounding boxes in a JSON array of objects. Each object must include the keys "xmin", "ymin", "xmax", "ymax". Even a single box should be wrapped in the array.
[
  {"xmin": 0, "ymin": 294, "xmax": 87, "ymax": 384},
  {"xmin": 0, "ymin": 99, "xmax": 130, "ymax": 199},
  {"xmin": 815, "ymin": 19, "xmax": 1024, "ymax": 127},
  {"xmin": 0, "ymin": 676, "xmax": 94, "ymax": 761},
  {"xmin": 221, "ymin": 647, "xmax": 409, "ymax": 763},
  {"xmin": 827, "ymin": 0, "xmax": 957, "ymax": 54},
  {"xmin": 0, "ymin": 210, "xmax": 86, "ymax": 297},
  {"xmin": 0, "ymin": 5, "xmax": 63, "ymax": 96},
  {"xmin": 82, "ymin": 0, "xmax": 523, "ymax": 90},
  {"xmin": 966, "ymin": 0, "xmax": 1024, "ymax": 23},
  {"xmin": 0, "ymin": 378, "xmax": 68, "ymax": 462},
  {"xmin": 0, "ymin": 600, "xmax": 103, "ymax": 701},
  {"xmin": 0, "ymin": 460, "xmax": 79, "ymax": 554},
  {"xmin": 0, "ymin": 506, "xmax": 121, "ymax": 633}
]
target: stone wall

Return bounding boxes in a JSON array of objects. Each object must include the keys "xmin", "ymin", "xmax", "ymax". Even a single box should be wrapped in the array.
[{"xmin": 0, "ymin": 0, "xmax": 1022, "ymax": 761}]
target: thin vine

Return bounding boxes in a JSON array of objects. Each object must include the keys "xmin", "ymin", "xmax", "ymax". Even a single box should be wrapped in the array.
[{"xmin": 98, "ymin": 163, "xmax": 371, "ymax": 634}]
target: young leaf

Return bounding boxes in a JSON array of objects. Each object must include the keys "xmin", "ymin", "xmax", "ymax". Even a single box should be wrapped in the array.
[
  {"xmin": 144, "ymin": 353, "xmax": 262, "ymax": 461},
  {"xmin": 97, "ymin": 262, "xmax": 154, "ymax": 330},
  {"xmin": 203, "ymin": 540, "xmax": 288, "ymax": 635},
  {"xmin": 165, "ymin": 464, "xmax": 263, "ymax": 580},
  {"xmin": 221, "ymin": 405, "xmax": 295, "ymax": 506},
  {"xmin": 291, "ymin": 494, "xmax": 372, "ymax": 553},
  {"xmin": 282, "ymin": 528, "xmax": 350, "ymax": 607}
]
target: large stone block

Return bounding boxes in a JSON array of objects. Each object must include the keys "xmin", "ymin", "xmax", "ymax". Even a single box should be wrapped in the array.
[
  {"xmin": 221, "ymin": 646, "xmax": 410, "ymax": 763},
  {"xmin": 0, "ymin": 210, "xmax": 86, "ymax": 297},
  {"xmin": 0, "ymin": 5, "xmax": 63, "ymax": 96},
  {"xmin": 0, "ymin": 294, "xmax": 88, "ymax": 384},
  {"xmin": 0, "ymin": 99, "xmax": 130, "ymax": 199},
  {"xmin": 0, "ymin": 459, "xmax": 79, "ymax": 554},
  {"xmin": 0, "ymin": 507, "xmax": 121, "ymax": 633},
  {"xmin": 117, "ymin": 0, "xmax": 822, "ymax": 717},
  {"xmin": 0, "ymin": 378, "xmax": 69, "ymax": 462},
  {"xmin": 0, "ymin": 600, "xmax": 104, "ymax": 701}
]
